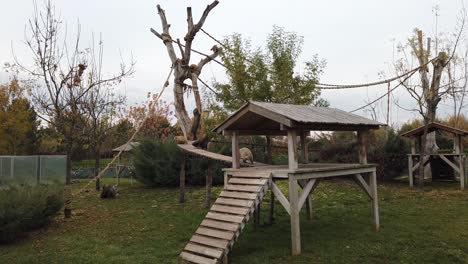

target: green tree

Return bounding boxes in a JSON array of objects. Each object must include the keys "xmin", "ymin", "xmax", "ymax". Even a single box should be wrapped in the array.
[
  {"xmin": 0, "ymin": 80, "xmax": 39, "ymax": 155},
  {"xmin": 214, "ymin": 26, "xmax": 327, "ymax": 111}
]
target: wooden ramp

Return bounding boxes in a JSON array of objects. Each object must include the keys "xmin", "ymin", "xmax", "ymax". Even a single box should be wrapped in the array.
[{"xmin": 180, "ymin": 170, "xmax": 272, "ymax": 264}]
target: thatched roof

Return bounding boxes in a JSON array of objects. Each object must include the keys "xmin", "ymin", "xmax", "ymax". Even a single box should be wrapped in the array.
[{"xmin": 213, "ymin": 101, "xmax": 384, "ymax": 135}]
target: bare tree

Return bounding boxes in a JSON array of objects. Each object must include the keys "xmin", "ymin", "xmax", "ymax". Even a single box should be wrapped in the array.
[
  {"xmin": 150, "ymin": 1, "xmax": 221, "ymax": 140},
  {"xmin": 14, "ymin": 0, "xmax": 133, "ymax": 218},
  {"xmin": 81, "ymin": 34, "xmax": 130, "ymax": 191}
]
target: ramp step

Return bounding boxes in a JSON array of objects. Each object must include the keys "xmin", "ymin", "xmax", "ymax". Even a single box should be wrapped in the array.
[
  {"xmin": 211, "ymin": 204, "xmax": 250, "ymax": 215},
  {"xmin": 219, "ymin": 191, "xmax": 257, "ymax": 200},
  {"xmin": 228, "ymin": 178, "xmax": 268, "ymax": 185},
  {"xmin": 180, "ymin": 251, "xmax": 217, "ymax": 264},
  {"xmin": 225, "ymin": 184, "xmax": 262, "ymax": 193},
  {"xmin": 196, "ymin": 227, "xmax": 235, "ymax": 241},
  {"xmin": 200, "ymin": 219, "xmax": 239, "ymax": 232},
  {"xmin": 227, "ymin": 171, "xmax": 271, "ymax": 178},
  {"xmin": 206, "ymin": 212, "xmax": 245, "ymax": 224},
  {"xmin": 216, "ymin": 198, "xmax": 254, "ymax": 208},
  {"xmin": 184, "ymin": 243, "xmax": 224, "ymax": 259},
  {"xmin": 190, "ymin": 234, "xmax": 229, "ymax": 250}
]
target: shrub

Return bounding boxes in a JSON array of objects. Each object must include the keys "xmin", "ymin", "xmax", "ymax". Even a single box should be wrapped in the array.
[
  {"xmin": 0, "ymin": 184, "xmax": 63, "ymax": 243},
  {"xmin": 132, "ymin": 138, "xmax": 182, "ymax": 187}
]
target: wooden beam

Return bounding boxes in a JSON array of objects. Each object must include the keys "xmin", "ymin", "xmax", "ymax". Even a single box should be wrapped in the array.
[
  {"xmin": 370, "ymin": 170, "xmax": 380, "ymax": 231},
  {"xmin": 357, "ymin": 130, "xmax": 368, "ymax": 164},
  {"xmin": 270, "ymin": 181, "xmax": 290, "ymax": 215},
  {"xmin": 298, "ymin": 179, "xmax": 316, "ymax": 211},
  {"xmin": 179, "ymin": 154, "xmax": 186, "ymax": 203},
  {"xmin": 354, "ymin": 174, "xmax": 372, "ymax": 199},
  {"xmin": 288, "ymin": 130, "xmax": 299, "ymax": 170},
  {"xmin": 411, "ymin": 138, "xmax": 417, "ymax": 154},
  {"xmin": 223, "ymin": 130, "xmax": 287, "ymax": 136},
  {"xmin": 288, "ymin": 176, "xmax": 301, "ymax": 256},
  {"xmin": 439, "ymin": 154, "xmax": 460, "ymax": 173},
  {"xmin": 459, "ymin": 155, "xmax": 465, "ymax": 191},
  {"xmin": 300, "ymin": 131, "xmax": 309, "ymax": 164},
  {"xmin": 232, "ymin": 132, "xmax": 240, "ymax": 169}
]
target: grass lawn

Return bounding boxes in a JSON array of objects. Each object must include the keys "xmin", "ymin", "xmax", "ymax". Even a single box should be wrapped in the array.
[{"xmin": 0, "ymin": 178, "xmax": 467, "ymax": 263}]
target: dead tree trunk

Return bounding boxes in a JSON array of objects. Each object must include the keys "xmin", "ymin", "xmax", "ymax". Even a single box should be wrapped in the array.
[{"xmin": 151, "ymin": 1, "xmax": 221, "ymax": 140}]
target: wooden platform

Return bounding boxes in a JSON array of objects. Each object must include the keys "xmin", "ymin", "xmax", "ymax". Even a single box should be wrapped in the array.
[{"xmin": 179, "ymin": 170, "xmax": 271, "ymax": 264}]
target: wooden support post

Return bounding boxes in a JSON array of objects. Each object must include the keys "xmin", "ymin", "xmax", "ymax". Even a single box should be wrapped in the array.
[
  {"xmin": 232, "ymin": 132, "xmax": 240, "ymax": 169},
  {"xmin": 287, "ymin": 130, "xmax": 299, "ymax": 170},
  {"xmin": 357, "ymin": 130, "xmax": 368, "ymax": 164},
  {"xmin": 298, "ymin": 180, "xmax": 313, "ymax": 220},
  {"xmin": 370, "ymin": 170, "xmax": 380, "ymax": 231},
  {"xmin": 408, "ymin": 155, "xmax": 414, "ymax": 187},
  {"xmin": 300, "ymin": 131, "xmax": 309, "ymax": 164},
  {"xmin": 289, "ymin": 176, "xmax": 301, "ymax": 255},
  {"xmin": 269, "ymin": 187, "xmax": 275, "ymax": 225},
  {"xmin": 179, "ymin": 155, "xmax": 186, "ymax": 203},
  {"xmin": 460, "ymin": 155, "xmax": 465, "ymax": 191},
  {"xmin": 205, "ymin": 165, "xmax": 213, "ymax": 209}
]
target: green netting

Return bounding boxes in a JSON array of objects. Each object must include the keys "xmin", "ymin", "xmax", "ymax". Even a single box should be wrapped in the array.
[{"xmin": 0, "ymin": 155, "xmax": 66, "ymax": 186}]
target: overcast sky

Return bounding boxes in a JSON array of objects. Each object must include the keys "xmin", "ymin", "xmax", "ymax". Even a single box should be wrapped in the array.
[{"xmin": 1, "ymin": 0, "xmax": 466, "ymax": 127}]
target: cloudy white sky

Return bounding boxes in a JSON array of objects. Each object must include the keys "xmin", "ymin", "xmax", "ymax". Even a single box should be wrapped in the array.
[{"xmin": 1, "ymin": 0, "xmax": 466, "ymax": 127}]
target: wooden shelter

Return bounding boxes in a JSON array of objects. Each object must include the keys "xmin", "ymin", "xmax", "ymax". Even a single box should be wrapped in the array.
[
  {"xmin": 401, "ymin": 122, "xmax": 467, "ymax": 190},
  {"xmin": 178, "ymin": 101, "xmax": 385, "ymax": 263}
]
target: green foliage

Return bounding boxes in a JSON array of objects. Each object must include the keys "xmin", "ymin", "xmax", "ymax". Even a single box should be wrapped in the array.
[
  {"xmin": 215, "ymin": 26, "xmax": 327, "ymax": 111},
  {"xmin": 0, "ymin": 184, "xmax": 63, "ymax": 243},
  {"xmin": 132, "ymin": 138, "xmax": 182, "ymax": 187}
]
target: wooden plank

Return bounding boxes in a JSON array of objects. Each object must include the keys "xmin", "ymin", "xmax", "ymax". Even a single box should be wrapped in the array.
[
  {"xmin": 190, "ymin": 234, "xmax": 229, "ymax": 250},
  {"xmin": 206, "ymin": 212, "xmax": 245, "ymax": 224},
  {"xmin": 180, "ymin": 251, "xmax": 217, "ymax": 264},
  {"xmin": 211, "ymin": 204, "xmax": 250, "ymax": 215},
  {"xmin": 196, "ymin": 227, "xmax": 235, "ymax": 241},
  {"xmin": 184, "ymin": 243, "xmax": 224, "ymax": 259},
  {"xmin": 228, "ymin": 178, "xmax": 267, "ymax": 185},
  {"xmin": 271, "ymin": 181, "xmax": 290, "ymax": 215},
  {"xmin": 200, "ymin": 219, "xmax": 239, "ymax": 232},
  {"xmin": 224, "ymin": 184, "xmax": 262, "ymax": 193},
  {"xmin": 216, "ymin": 198, "xmax": 253, "ymax": 208},
  {"xmin": 219, "ymin": 191, "xmax": 257, "ymax": 200}
]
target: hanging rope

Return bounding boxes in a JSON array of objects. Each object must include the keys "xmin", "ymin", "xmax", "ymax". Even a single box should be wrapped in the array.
[{"xmin": 73, "ymin": 65, "xmax": 175, "ymax": 197}]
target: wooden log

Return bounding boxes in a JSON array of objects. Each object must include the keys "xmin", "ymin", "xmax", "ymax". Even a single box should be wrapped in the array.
[
  {"xmin": 289, "ymin": 177, "xmax": 301, "ymax": 255},
  {"xmin": 179, "ymin": 155, "xmax": 186, "ymax": 203}
]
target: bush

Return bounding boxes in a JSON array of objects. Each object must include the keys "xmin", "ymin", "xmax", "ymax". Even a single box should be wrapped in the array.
[
  {"xmin": 132, "ymin": 138, "xmax": 182, "ymax": 187},
  {"xmin": 0, "ymin": 184, "xmax": 63, "ymax": 243}
]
